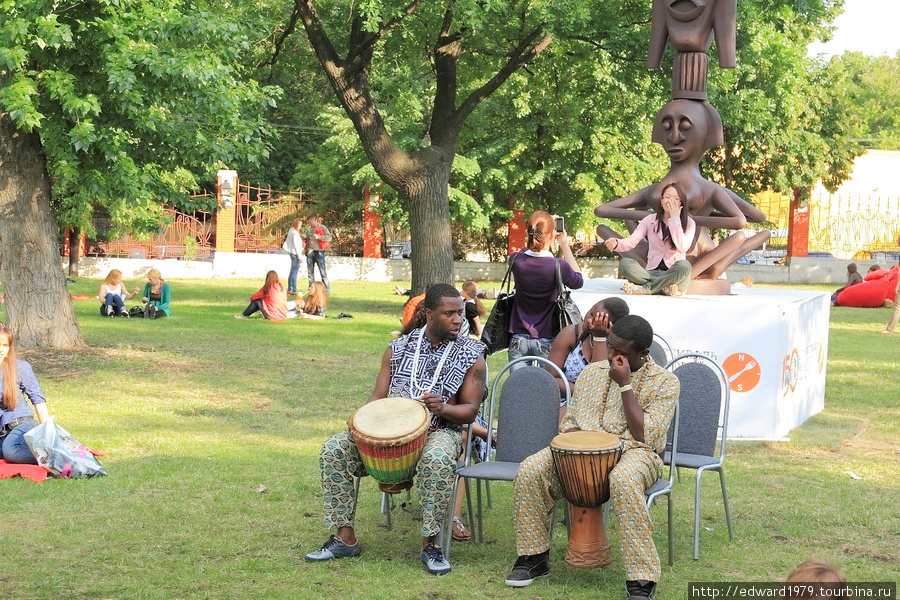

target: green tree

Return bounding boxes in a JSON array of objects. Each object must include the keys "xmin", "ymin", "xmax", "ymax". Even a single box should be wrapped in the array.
[
  {"xmin": 834, "ymin": 52, "xmax": 900, "ymax": 151},
  {"xmin": 0, "ymin": 0, "xmax": 279, "ymax": 347},
  {"xmin": 700, "ymin": 0, "xmax": 859, "ymax": 198},
  {"xmin": 292, "ymin": 0, "xmax": 603, "ymax": 293}
]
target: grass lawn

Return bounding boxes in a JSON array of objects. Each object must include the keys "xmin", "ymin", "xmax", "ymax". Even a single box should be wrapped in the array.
[{"xmin": 0, "ymin": 278, "xmax": 898, "ymax": 599}]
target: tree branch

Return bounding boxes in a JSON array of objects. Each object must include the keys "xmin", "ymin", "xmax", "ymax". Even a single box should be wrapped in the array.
[
  {"xmin": 455, "ymin": 26, "xmax": 553, "ymax": 125},
  {"xmin": 294, "ymin": 0, "xmax": 343, "ymax": 76},
  {"xmin": 294, "ymin": 0, "xmax": 412, "ymax": 191},
  {"xmin": 259, "ymin": 5, "xmax": 302, "ymax": 81},
  {"xmin": 347, "ymin": 0, "xmax": 422, "ymax": 64}
]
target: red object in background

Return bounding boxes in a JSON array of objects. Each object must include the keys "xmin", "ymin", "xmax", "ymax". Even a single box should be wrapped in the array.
[
  {"xmin": 62, "ymin": 228, "xmax": 86, "ymax": 258},
  {"xmin": 836, "ymin": 265, "xmax": 899, "ymax": 307},
  {"xmin": 363, "ymin": 188, "xmax": 383, "ymax": 258},
  {"xmin": 787, "ymin": 187, "xmax": 809, "ymax": 258},
  {"xmin": 508, "ymin": 209, "xmax": 526, "ymax": 255}
]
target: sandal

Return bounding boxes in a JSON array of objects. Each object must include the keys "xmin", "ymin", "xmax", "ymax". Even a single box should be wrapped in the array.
[
  {"xmin": 451, "ymin": 516, "xmax": 471, "ymax": 541},
  {"xmin": 622, "ymin": 282, "xmax": 649, "ymax": 295},
  {"xmin": 665, "ymin": 284, "xmax": 683, "ymax": 297}
]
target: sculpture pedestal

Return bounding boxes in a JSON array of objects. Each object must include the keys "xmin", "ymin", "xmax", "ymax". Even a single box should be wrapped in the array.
[
  {"xmin": 686, "ymin": 278, "xmax": 732, "ymax": 295},
  {"xmin": 572, "ymin": 279, "xmax": 830, "ymax": 440}
]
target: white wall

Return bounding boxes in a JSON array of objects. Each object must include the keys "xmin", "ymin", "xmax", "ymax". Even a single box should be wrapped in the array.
[{"xmin": 63, "ymin": 254, "xmax": 864, "ymax": 285}]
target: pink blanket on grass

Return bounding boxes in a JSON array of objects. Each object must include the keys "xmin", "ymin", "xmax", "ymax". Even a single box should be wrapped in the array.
[{"xmin": 0, "ymin": 459, "xmax": 48, "ymax": 482}]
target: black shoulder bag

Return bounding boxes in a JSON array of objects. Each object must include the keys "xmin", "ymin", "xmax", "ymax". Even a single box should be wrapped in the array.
[
  {"xmin": 554, "ymin": 259, "xmax": 583, "ymax": 335},
  {"xmin": 480, "ymin": 253, "xmax": 518, "ymax": 354}
]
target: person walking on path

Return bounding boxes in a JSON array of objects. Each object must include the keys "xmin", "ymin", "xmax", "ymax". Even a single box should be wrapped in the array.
[{"xmin": 305, "ymin": 215, "xmax": 333, "ymax": 293}]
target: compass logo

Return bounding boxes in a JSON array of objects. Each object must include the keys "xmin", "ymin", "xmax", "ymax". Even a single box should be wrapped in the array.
[{"xmin": 722, "ymin": 353, "xmax": 761, "ymax": 392}]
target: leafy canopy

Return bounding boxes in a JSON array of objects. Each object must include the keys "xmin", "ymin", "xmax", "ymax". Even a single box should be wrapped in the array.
[{"xmin": 0, "ymin": 0, "xmax": 281, "ymax": 233}]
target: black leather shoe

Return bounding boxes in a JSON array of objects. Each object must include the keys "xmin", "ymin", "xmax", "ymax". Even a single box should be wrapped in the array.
[{"xmin": 626, "ymin": 580, "xmax": 657, "ymax": 600}]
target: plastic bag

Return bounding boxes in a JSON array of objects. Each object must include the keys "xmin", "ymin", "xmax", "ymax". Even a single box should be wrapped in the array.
[{"xmin": 23, "ymin": 416, "xmax": 107, "ymax": 478}]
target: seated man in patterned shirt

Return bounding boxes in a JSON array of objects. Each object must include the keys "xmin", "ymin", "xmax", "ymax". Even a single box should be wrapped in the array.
[
  {"xmin": 504, "ymin": 314, "xmax": 678, "ymax": 600},
  {"xmin": 306, "ymin": 283, "xmax": 487, "ymax": 575}
]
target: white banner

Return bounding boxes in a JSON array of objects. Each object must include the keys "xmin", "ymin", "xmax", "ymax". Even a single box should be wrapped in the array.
[{"xmin": 571, "ymin": 280, "xmax": 830, "ymax": 440}]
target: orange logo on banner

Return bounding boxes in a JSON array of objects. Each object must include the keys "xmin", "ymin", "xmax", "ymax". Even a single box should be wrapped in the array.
[
  {"xmin": 723, "ymin": 353, "xmax": 761, "ymax": 392},
  {"xmin": 782, "ymin": 348, "xmax": 800, "ymax": 396}
]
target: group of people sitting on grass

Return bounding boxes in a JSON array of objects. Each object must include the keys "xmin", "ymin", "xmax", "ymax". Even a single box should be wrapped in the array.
[
  {"xmin": 235, "ymin": 271, "xmax": 329, "ymax": 322},
  {"xmin": 98, "ymin": 269, "xmax": 171, "ymax": 319},
  {"xmin": 97, "ymin": 267, "xmax": 332, "ymax": 323}
]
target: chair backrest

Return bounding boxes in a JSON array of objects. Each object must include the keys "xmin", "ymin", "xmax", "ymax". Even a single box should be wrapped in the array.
[
  {"xmin": 650, "ymin": 332, "xmax": 674, "ymax": 367},
  {"xmin": 665, "ymin": 353, "xmax": 730, "ymax": 461},
  {"xmin": 486, "ymin": 356, "xmax": 565, "ymax": 464}
]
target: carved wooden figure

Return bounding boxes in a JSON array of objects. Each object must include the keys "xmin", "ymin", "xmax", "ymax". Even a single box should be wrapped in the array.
[{"xmin": 595, "ymin": 99, "xmax": 769, "ymax": 281}]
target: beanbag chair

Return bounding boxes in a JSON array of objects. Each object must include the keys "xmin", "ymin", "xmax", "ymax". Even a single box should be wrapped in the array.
[{"xmin": 836, "ymin": 266, "xmax": 898, "ymax": 307}]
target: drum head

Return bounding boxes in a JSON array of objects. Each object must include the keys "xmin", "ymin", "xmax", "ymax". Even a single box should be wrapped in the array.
[
  {"xmin": 551, "ymin": 431, "xmax": 621, "ymax": 451},
  {"xmin": 350, "ymin": 397, "xmax": 429, "ymax": 440}
]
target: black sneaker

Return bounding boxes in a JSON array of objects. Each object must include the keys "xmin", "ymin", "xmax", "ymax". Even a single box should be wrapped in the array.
[
  {"xmin": 420, "ymin": 541, "xmax": 451, "ymax": 575},
  {"xmin": 626, "ymin": 580, "xmax": 657, "ymax": 600},
  {"xmin": 305, "ymin": 535, "xmax": 361, "ymax": 562},
  {"xmin": 504, "ymin": 552, "xmax": 550, "ymax": 587}
]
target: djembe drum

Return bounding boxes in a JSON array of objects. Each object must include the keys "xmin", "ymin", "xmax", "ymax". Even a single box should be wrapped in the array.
[
  {"xmin": 348, "ymin": 397, "xmax": 430, "ymax": 494},
  {"xmin": 550, "ymin": 431, "xmax": 623, "ymax": 568}
]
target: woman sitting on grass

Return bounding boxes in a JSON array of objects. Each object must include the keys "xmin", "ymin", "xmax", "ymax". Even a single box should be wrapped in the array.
[
  {"xmin": 0, "ymin": 323, "xmax": 51, "ymax": 464},
  {"xmin": 98, "ymin": 269, "xmax": 140, "ymax": 317},
  {"xmin": 236, "ymin": 270, "xmax": 287, "ymax": 322},
  {"xmin": 300, "ymin": 282, "xmax": 328, "ymax": 319},
  {"xmin": 141, "ymin": 269, "xmax": 171, "ymax": 319}
]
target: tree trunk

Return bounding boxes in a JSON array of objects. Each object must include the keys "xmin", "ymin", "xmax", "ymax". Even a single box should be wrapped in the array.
[
  {"xmin": 403, "ymin": 147, "xmax": 455, "ymax": 294},
  {"xmin": 0, "ymin": 111, "xmax": 86, "ymax": 349}
]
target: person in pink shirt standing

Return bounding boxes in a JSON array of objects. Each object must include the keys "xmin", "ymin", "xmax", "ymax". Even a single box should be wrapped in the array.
[{"xmin": 604, "ymin": 182, "xmax": 696, "ymax": 296}]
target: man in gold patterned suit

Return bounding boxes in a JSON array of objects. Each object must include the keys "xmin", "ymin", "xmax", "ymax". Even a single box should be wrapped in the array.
[{"xmin": 504, "ymin": 314, "xmax": 678, "ymax": 600}]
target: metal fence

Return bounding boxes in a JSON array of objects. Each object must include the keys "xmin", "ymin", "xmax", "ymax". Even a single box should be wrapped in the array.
[
  {"xmin": 754, "ymin": 192, "xmax": 900, "ymax": 260},
  {"xmin": 87, "ymin": 193, "xmax": 215, "ymax": 260}
]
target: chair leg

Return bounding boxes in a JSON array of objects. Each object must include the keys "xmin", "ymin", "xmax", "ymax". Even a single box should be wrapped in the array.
[
  {"xmin": 693, "ymin": 468, "xmax": 706, "ymax": 560},
  {"xmin": 444, "ymin": 475, "xmax": 460, "ymax": 559},
  {"xmin": 382, "ymin": 492, "xmax": 392, "ymax": 531},
  {"xmin": 476, "ymin": 479, "xmax": 485, "ymax": 544},
  {"xmin": 719, "ymin": 468, "xmax": 735, "ymax": 540},
  {"xmin": 667, "ymin": 492, "xmax": 674, "ymax": 566},
  {"xmin": 465, "ymin": 477, "xmax": 476, "ymax": 543},
  {"xmin": 486, "ymin": 480, "xmax": 492, "ymax": 509}
]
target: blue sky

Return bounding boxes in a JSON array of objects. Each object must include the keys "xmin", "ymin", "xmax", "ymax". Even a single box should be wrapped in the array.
[{"xmin": 807, "ymin": 0, "xmax": 900, "ymax": 58}]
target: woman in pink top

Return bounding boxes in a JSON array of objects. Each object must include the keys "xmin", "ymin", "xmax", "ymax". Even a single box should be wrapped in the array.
[
  {"xmin": 237, "ymin": 270, "xmax": 288, "ymax": 321},
  {"xmin": 604, "ymin": 182, "xmax": 696, "ymax": 296}
]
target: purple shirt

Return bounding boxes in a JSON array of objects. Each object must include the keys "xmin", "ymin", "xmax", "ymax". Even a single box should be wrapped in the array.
[
  {"xmin": 0, "ymin": 359, "xmax": 47, "ymax": 427},
  {"xmin": 509, "ymin": 251, "xmax": 583, "ymax": 339}
]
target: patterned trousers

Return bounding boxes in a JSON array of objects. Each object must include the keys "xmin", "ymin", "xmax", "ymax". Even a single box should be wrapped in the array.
[
  {"xmin": 319, "ymin": 428, "xmax": 462, "ymax": 538},
  {"xmin": 512, "ymin": 446, "xmax": 663, "ymax": 581}
]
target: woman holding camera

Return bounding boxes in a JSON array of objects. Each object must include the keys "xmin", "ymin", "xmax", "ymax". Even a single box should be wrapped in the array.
[{"xmin": 507, "ymin": 210, "xmax": 583, "ymax": 365}]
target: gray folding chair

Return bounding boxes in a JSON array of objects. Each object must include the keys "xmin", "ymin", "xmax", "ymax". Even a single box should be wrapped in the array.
[
  {"xmin": 445, "ymin": 356, "xmax": 567, "ymax": 558},
  {"xmin": 650, "ymin": 332, "xmax": 674, "ymax": 367},
  {"xmin": 664, "ymin": 352, "xmax": 734, "ymax": 560}
]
